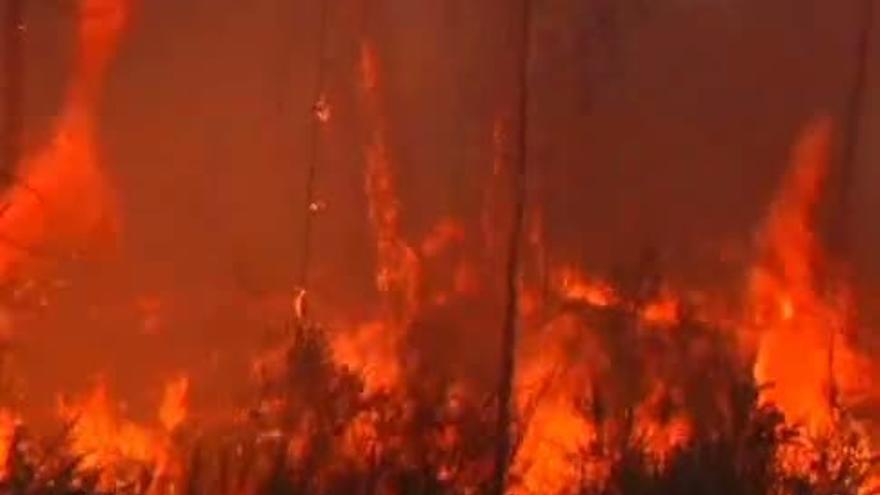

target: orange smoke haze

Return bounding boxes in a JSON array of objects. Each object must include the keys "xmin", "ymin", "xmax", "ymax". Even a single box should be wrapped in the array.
[
  {"xmin": 0, "ymin": 1, "xmax": 877, "ymax": 493},
  {"xmin": 0, "ymin": 0, "xmax": 128, "ymax": 278}
]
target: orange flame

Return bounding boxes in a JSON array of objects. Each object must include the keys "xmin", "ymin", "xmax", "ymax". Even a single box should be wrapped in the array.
[
  {"xmin": 331, "ymin": 321, "xmax": 401, "ymax": 394},
  {"xmin": 554, "ymin": 266, "xmax": 616, "ymax": 308},
  {"xmin": 359, "ymin": 41, "xmax": 420, "ymax": 325},
  {"xmin": 748, "ymin": 117, "xmax": 868, "ymax": 432},
  {"xmin": 0, "ymin": 409, "xmax": 18, "ymax": 480},
  {"xmin": 0, "ymin": 0, "xmax": 128, "ymax": 278},
  {"xmin": 641, "ymin": 290, "xmax": 681, "ymax": 327},
  {"xmin": 58, "ymin": 383, "xmax": 157, "ymax": 474},
  {"xmin": 56, "ymin": 376, "xmax": 191, "ymax": 490},
  {"xmin": 158, "ymin": 375, "xmax": 189, "ymax": 433}
]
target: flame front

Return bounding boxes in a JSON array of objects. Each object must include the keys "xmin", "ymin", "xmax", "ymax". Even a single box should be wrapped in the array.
[
  {"xmin": 58, "ymin": 383, "xmax": 157, "ymax": 483},
  {"xmin": 0, "ymin": 8, "xmax": 877, "ymax": 495}
]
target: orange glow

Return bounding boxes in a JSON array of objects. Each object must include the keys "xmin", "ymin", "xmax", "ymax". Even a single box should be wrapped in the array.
[
  {"xmin": 135, "ymin": 295, "xmax": 164, "ymax": 335},
  {"xmin": 421, "ymin": 218, "xmax": 466, "ymax": 258},
  {"xmin": 158, "ymin": 375, "xmax": 189, "ymax": 433},
  {"xmin": 360, "ymin": 40, "xmax": 420, "ymax": 325},
  {"xmin": 0, "ymin": 0, "xmax": 127, "ymax": 278},
  {"xmin": 360, "ymin": 42, "xmax": 380, "ymax": 94},
  {"xmin": 330, "ymin": 320, "xmax": 401, "ymax": 394},
  {"xmin": 641, "ymin": 291, "xmax": 681, "ymax": 327},
  {"xmin": 513, "ymin": 314, "xmax": 601, "ymax": 494},
  {"xmin": 58, "ymin": 383, "xmax": 157, "ymax": 480},
  {"xmin": 748, "ymin": 117, "xmax": 868, "ymax": 433},
  {"xmin": 513, "ymin": 395, "xmax": 596, "ymax": 495},
  {"xmin": 632, "ymin": 381, "xmax": 692, "ymax": 462},
  {"xmin": 554, "ymin": 266, "xmax": 616, "ymax": 308},
  {"xmin": 54, "ymin": 377, "xmax": 191, "ymax": 490},
  {"xmin": 0, "ymin": 5, "xmax": 876, "ymax": 491},
  {"xmin": 0, "ymin": 409, "xmax": 17, "ymax": 480}
]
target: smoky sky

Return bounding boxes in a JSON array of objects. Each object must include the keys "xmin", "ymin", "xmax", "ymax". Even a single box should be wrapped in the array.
[{"xmin": 1, "ymin": 0, "xmax": 878, "ymax": 416}]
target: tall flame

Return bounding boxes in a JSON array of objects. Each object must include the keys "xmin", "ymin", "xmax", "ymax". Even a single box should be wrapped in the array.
[
  {"xmin": 57, "ymin": 376, "xmax": 190, "ymax": 491},
  {"xmin": 0, "ymin": 0, "xmax": 128, "ymax": 277},
  {"xmin": 359, "ymin": 41, "xmax": 420, "ymax": 325},
  {"xmin": 749, "ymin": 117, "xmax": 867, "ymax": 432},
  {"xmin": 58, "ymin": 382, "xmax": 156, "ymax": 473}
]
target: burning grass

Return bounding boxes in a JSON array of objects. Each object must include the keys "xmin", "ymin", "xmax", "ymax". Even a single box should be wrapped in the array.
[{"xmin": 0, "ymin": 274, "xmax": 877, "ymax": 495}]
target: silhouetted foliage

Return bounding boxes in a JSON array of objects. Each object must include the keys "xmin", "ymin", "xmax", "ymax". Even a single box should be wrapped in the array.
[{"xmin": 0, "ymin": 286, "xmax": 876, "ymax": 495}]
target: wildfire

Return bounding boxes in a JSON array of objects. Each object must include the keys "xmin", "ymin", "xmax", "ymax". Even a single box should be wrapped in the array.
[
  {"xmin": 0, "ymin": 409, "xmax": 18, "ymax": 480},
  {"xmin": 554, "ymin": 266, "xmax": 616, "ymax": 308},
  {"xmin": 158, "ymin": 376, "xmax": 189, "ymax": 433},
  {"xmin": 330, "ymin": 321, "xmax": 401, "ymax": 394},
  {"xmin": 504, "ymin": 116, "xmax": 880, "ymax": 494},
  {"xmin": 58, "ymin": 382, "xmax": 157, "ymax": 474},
  {"xmin": 0, "ymin": 0, "xmax": 127, "ymax": 279},
  {"xmin": 51, "ymin": 376, "xmax": 191, "ymax": 491},
  {"xmin": 748, "ymin": 117, "xmax": 869, "ymax": 433},
  {"xmin": 360, "ymin": 41, "xmax": 421, "ymax": 327},
  {"xmin": 640, "ymin": 291, "xmax": 681, "ymax": 327},
  {"xmin": 0, "ymin": 6, "xmax": 877, "ymax": 495},
  {"xmin": 513, "ymin": 394, "xmax": 597, "ymax": 495}
]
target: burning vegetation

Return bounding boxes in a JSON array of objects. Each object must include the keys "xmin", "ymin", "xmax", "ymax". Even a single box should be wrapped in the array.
[{"xmin": 0, "ymin": 0, "xmax": 879, "ymax": 494}]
